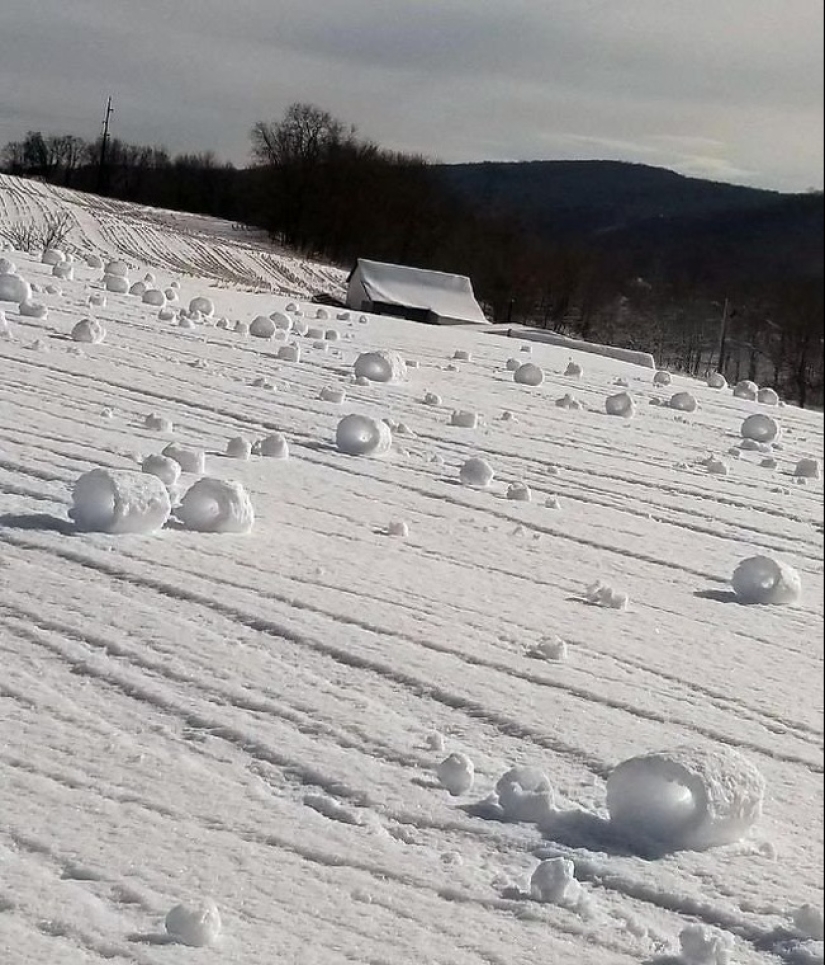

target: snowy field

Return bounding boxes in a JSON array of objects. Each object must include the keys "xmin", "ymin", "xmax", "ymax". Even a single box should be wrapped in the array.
[{"xmin": 0, "ymin": 176, "xmax": 823, "ymax": 964}]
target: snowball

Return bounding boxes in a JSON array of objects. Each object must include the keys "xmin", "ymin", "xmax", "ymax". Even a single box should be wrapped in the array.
[
  {"xmin": 189, "ymin": 296, "xmax": 214, "ymax": 317},
  {"xmin": 335, "ymin": 415, "xmax": 392, "ymax": 457},
  {"xmin": 145, "ymin": 413, "xmax": 174, "ymax": 433},
  {"xmin": 423, "ymin": 392, "xmax": 442, "ymax": 406},
  {"xmin": 733, "ymin": 379, "xmax": 759, "ymax": 401},
  {"xmin": 256, "ymin": 432, "xmax": 290, "ymax": 459},
  {"xmin": 312, "ymin": 339, "xmax": 328, "ymax": 352},
  {"xmin": 141, "ymin": 454, "xmax": 181, "ymax": 487},
  {"xmin": 605, "ymin": 391, "xmax": 636, "ymax": 418},
  {"xmin": 319, "ymin": 385, "xmax": 346, "ymax": 404},
  {"xmin": 324, "ymin": 328, "xmax": 340, "ymax": 341},
  {"xmin": 564, "ymin": 360, "xmax": 583, "ymax": 377},
  {"xmin": 269, "ymin": 311, "xmax": 292, "ymax": 331},
  {"xmin": 142, "ymin": 288, "xmax": 166, "ymax": 306},
  {"xmin": 291, "ymin": 318, "xmax": 308, "ymax": 336},
  {"xmin": 459, "ymin": 457, "xmax": 495, "ymax": 488},
  {"xmin": 450, "ymin": 410, "xmax": 478, "ymax": 429},
  {"xmin": 453, "ymin": 349, "xmax": 472, "ymax": 361},
  {"xmin": 315, "ymin": 307, "xmax": 330, "ymax": 320},
  {"xmin": 226, "ymin": 436, "xmax": 252, "ymax": 460},
  {"xmin": 234, "ymin": 320, "xmax": 248, "ymax": 335},
  {"xmin": 585, "ymin": 581, "xmax": 628, "ymax": 609},
  {"xmin": 793, "ymin": 905, "xmax": 824, "ymax": 942},
  {"xmin": 88, "ymin": 292, "xmax": 106, "ymax": 307},
  {"xmin": 425, "ymin": 732, "xmax": 445, "ymax": 752},
  {"xmin": 679, "ymin": 924, "xmax": 734, "ymax": 964},
  {"xmin": 527, "ymin": 636, "xmax": 568, "ymax": 661},
  {"xmin": 85, "ymin": 253, "xmax": 103, "ymax": 269},
  {"xmin": 277, "ymin": 343, "xmax": 301, "ymax": 363},
  {"xmin": 760, "ymin": 457, "xmax": 778, "ymax": 469},
  {"xmin": 555, "ymin": 393, "xmax": 583, "ymax": 410},
  {"xmin": 653, "ymin": 370, "xmax": 672, "ymax": 385},
  {"xmin": 505, "ymin": 357, "xmax": 521, "ymax": 371},
  {"xmin": 794, "ymin": 458, "xmax": 821, "ymax": 480},
  {"xmin": 306, "ymin": 326, "xmax": 324, "ymax": 339},
  {"xmin": 176, "ymin": 478, "xmax": 254, "ymax": 534},
  {"xmin": 162, "ymin": 442, "xmax": 206, "ymax": 475},
  {"xmin": 69, "ymin": 468, "xmax": 171, "ymax": 534},
  {"xmin": 178, "ymin": 316, "xmax": 196, "ymax": 329},
  {"xmin": 507, "ymin": 482, "xmax": 532, "ymax": 502},
  {"xmin": 354, "ymin": 350, "xmax": 408, "ymax": 383},
  {"xmin": 530, "ymin": 858, "xmax": 582, "ymax": 907},
  {"xmin": 158, "ymin": 307, "xmax": 175, "ymax": 321},
  {"xmin": 606, "ymin": 745, "xmax": 765, "ymax": 851},
  {"xmin": 514, "ymin": 362, "xmax": 544, "ymax": 386},
  {"xmin": 495, "ymin": 766, "xmax": 555, "ymax": 822},
  {"xmin": 0, "ymin": 273, "xmax": 32, "ymax": 303},
  {"xmin": 52, "ymin": 261, "xmax": 73, "ymax": 280},
  {"xmin": 18, "ymin": 300, "xmax": 48, "ymax": 319},
  {"xmin": 104, "ymin": 260, "xmax": 129, "ymax": 278},
  {"xmin": 165, "ymin": 900, "xmax": 222, "ymax": 947},
  {"xmin": 44, "ymin": 283, "xmax": 61, "ymax": 295},
  {"xmin": 250, "ymin": 315, "xmax": 276, "ymax": 338},
  {"xmin": 387, "ymin": 519, "xmax": 409, "ymax": 537},
  {"xmin": 741, "ymin": 413, "xmax": 780, "ymax": 443},
  {"xmin": 71, "ymin": 318, "xmax": 106, "ymax": 344},
  {"xmin": 731, "ymin": 555, "xmax": 801, "ymax": 605},
  {"xmin": 437, "ymin": 752, "xmax": 475, "ymax": 795},
  {"xmin": 0, "ymin": 257, "xmax": 17, "ymax": 273},
  {"xmin": 164, "ymin": 288, "xmax": 178, "ymax": 302},
  {"xmin": 669, "ymin": 391, "xmax": 698, "ymax": 412},
  {"xmin": 703, "ymin": 456, "xmax": 729, "ymax": 475},
  {"xmin": 758, "ymin": 387, "xmax": 779, "ymax": 405},
  {"xmin": 129, "ymin": 281, "xmax": 147, "ymax": 297},
  {"xmin": 104, "ymin": 273, "xmax": 130, "ymax": 294}
]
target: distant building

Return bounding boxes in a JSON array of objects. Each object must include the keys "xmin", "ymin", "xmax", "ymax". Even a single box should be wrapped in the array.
[{"xmin": 345, "ymin": 259, "xmax": 489, "ymax": 326}]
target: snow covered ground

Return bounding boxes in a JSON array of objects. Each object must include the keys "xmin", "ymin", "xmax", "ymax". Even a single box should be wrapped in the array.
[{"xmin": 0, "ymin": 176, "xmax": 823, "ymax": 964}]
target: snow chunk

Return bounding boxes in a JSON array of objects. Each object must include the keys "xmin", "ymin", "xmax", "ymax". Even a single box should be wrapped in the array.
[
  {"xmin": 188, "ymin": 296, "xmax": 214, "ymax": 317},
  {"xmin": 758, "ymin": 387, "xmax": 780, "ymax": 405},
  {"xmin": 277, "ymin": 343, "xmax": 301, "ymax": 362},
  {"xmin": 733, "ymin": 379, "xmax": 759, "ymax": 401},
  {"xmin": 530, "ymin": 858, "xmax": 582, "ymax": 907},
  {"xmin": 0, "ymin": 273, "xmax": 32, "ymax": 302},
  {"xmin": 653, "ymin": 370, "xmax": 672, "ymax": 385},
  {"xmin": 158, "ymin": 307, "xmax": 175, "ymax": 321},
  {"xmin": 437, "ymin": 752, "xmax": 475, "ymax": 795},
  {"xmin": 731, "ymin": 555, "xmax": 801, "ymax": 605},
  {"xmin": 129, "ymin": 281, "xmax": 147, "ymax": 297},
  {"xmin": 0, "ymin": 257, "xmax": 17, "ymax": 273},
  {"xmin": 18, "ymin": 299, "xmax": 48, "ymax": 319},
  {"xmin": 507, "ymin": 482, "xmax": 532, "ymax": 502},
  {"xmin": 556, "ymin": 393, "xmax": 583, "ymax": 410},
  {"xmin": 165, "ymin": 900, "xmax": 222, "ymax": 947},
  {"xmin": 324, "ymin": 328, "xmax": 340, "ymax": 341},
  {"xmin": 71, "ymin": 318, "xmax": 106, "ymax": 344},
  {"xmin": 669, "ymin": 391, "xmax": 698, "ymax": 412},
  {"xmin": 104, "ymin": 274, "xmax": 129, "ymax": 293},
  {"xmin": 335, "ymin": 414, "xmax": 392, "ymax": 457},
  {"xmin": 706, "ymin": 371, "xmax": 727, "ymax": 389},
  {"xmin": 585, "ymin": 581, "xmax": 628, "ymax": 609},
  {"xmin": 505, "ymin": 357, "xmax": 521, "ymax": 371},
  {"xmin": 145, "ymin": 413, "xmax": 174, "ymax": 433},
  {"xmin": 607, "ymin": 745, "xmax": 765, "ymax": 851},
  {"xmin": 141, "ymin": 454, "xmax": 181, "ymax": 487},
  {"xmin": 162, "ymin": 442, "xmax": 206, "ymax": 475},
  {"xmin": 605, "ymin": 391, "xmax": 636, "ymax": 418},
  {"xmin": 105, "ymin": 260, "xmax": 129, "ymax": 278},
  {"xmin": 423, "ymin": 392, "xmax": 442, "ymax": 406},
  {"xmin": 793, "ymin": 905, "xmax": 825, "ymax": 942},
  {"xmin": 527, "ymin": 636, "xmax": 568, "ymax": 661},
  {"xmin": 495, "ymin": 766, "xmax": 555, "ymax": 822},
  {"xmin": 702, "ymin": 455, "xmax": 730, "ymax": 475},
  {"xmin": 88, "ymin": 292, "xmax": 106, "ymax": 307},
  {"xmin": 679, "ymin": 924, "xmax": 734, "ymax": 964},
  {"xmin": 226, "ymin": 436, "xmax": 252, "ymax": 460},
  {"xmin": 319, "ymin": 385, "xmax": 346, "ymax": 404},
  {"xmin": 256, "ymin": 433, "xmax": 290, "ymax": 459},
  {"xmin": 70, "ymin": 468, "xmax": 171, "ymax": 534},
  {"xmin": 85, "ymin": 253, "xmax": 103, "ymax": 269},
  {"xmin": 741, "ymin": 413, "xmax": 780, "ymax": 443},
  {"xmin": 52, "ymin": 261, "xmax": 73, "ymax": 280},
  {"xmin": 354, "ymin": 350, "xmax": 408, "ymax": 383},
  {"xmin": 250, "ymin": 315, "xmax": 277, "ymax": 338},
  {"xmin": 794, "ymin": 458, "xmax": 821, "ymax": 480},
  {"xmin": 142, "ymin": 288, "xmax": 166, "ymax": 306},
  {"xmin": 545, "ymin": 495, "xmax": 562, "ymax": 510},
  {"xmin": 459, "ymin": 457, "xmax": 495, "ymax": 488},
  {"xmin": 176, "ymin": 478, "xmax": 254, "ymax": 533},
  {"xmin": 564, "ymin": 360, "xmax": 583, "ymax": 377},
  {"xmin": 387, "ymin": 519, "xmax": 409, "ymax": 537},
  {"xmin": 450, "ymin": 410, "xmax": 479, "ymax": 428},
  {"xmin": 453, "ymin": 349, "xmax": 472, "ymax": 361},
  {"xmin": 0, "ymin": 309, "xmax": 11, "ymax": 339},
  {"xmin": 269, "ymin": 311, "xmax": 293, "ymax": 331},
  {"xmin": 514, "ymin": 362, "xmax": 544, "ymax": 385}
]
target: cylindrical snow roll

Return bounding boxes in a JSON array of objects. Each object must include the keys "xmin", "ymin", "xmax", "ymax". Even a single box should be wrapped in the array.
[
  {"xmin": 70, "ymin": 468, "xmax": 171, "ymax": 534},
  {"xmin": 176, "ymin": 478, "xmax": 254, "ymax": 533},
  {"xmin": 606, "ymin": 745, "xmax": 765, "ymax": 851}
]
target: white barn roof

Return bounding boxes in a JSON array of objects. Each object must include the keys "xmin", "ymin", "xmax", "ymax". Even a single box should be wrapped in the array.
[{"xmin": 346, "ymin": 259, "xmax": 488, "ymax": 325}]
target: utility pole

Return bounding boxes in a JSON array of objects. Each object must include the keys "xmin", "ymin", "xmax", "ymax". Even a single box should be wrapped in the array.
[
  {"xmin": 96, "ymin": 95, "xmax": 113, "ymax": 195},
  {"xmin": 715, "ymin": 296, "xmax": 729, "ymax": 374}
]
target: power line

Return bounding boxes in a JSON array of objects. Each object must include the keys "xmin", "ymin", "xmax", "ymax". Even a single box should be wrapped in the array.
[{"xmin": 96, "ymin": 95, "xmax": 113, "ymax": 194}]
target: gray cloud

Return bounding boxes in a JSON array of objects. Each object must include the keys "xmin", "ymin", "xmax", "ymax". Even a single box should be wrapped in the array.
[{"xmin": 1, "ymin": 0, "xmax": 821, "ymax": 191}]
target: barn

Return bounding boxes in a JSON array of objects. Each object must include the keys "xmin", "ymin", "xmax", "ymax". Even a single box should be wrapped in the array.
[{"xmin": 345, "ymin": 259, "xmax": 489, "ymax": 326}]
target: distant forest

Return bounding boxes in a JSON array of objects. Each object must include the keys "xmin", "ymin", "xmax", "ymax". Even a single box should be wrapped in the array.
[{"xmin": 2, "ymin": 103, "xmax": 823, "ymax": 406}]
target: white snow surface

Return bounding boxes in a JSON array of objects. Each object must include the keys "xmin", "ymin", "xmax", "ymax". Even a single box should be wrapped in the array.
[{"xmin": 0, "ymin": 177, "xmax": 823, "ymax": 965}]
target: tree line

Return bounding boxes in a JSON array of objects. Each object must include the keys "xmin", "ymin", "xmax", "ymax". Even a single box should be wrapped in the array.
[{"xmin": 2, "ymin": 105, "xmax": 821, "ymax": 407}]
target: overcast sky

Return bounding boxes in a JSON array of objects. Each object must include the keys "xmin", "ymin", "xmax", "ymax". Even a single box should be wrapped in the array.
[{"xmin": 2, "ymin": 0, "xmax": 822, "ymax": 192}]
